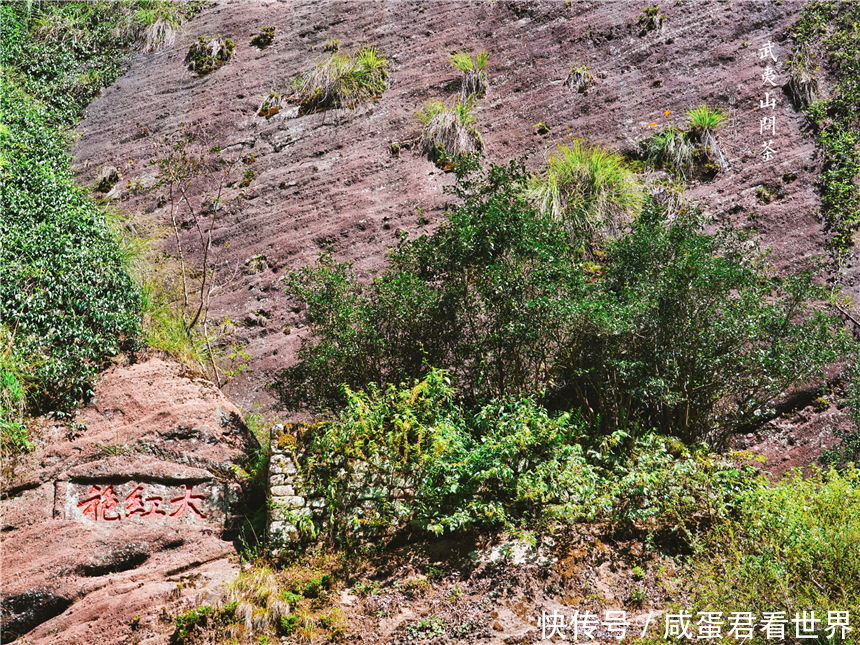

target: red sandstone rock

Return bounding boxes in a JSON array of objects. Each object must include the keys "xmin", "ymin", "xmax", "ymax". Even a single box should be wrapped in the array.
[{"xmin": 0, "ymin": 357, "xmax": 258, "ymax": 644}]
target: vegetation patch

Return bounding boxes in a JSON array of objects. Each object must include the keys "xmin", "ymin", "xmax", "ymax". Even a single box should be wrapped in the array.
[
  {"xmin": 185, "ymin": 34, "xmax": 235, "ymax": 75},
  {"xmin": 565, "ymin": 61, "xmax": 595, "ymax": 94},
  {"xmin": 792, "ymin": 1, "xmax": 860, "ymax": 256},
  {"xmin": 689, "ymin": 467, "xmax": 860, "ymax": 633},
  {"xmin": 272, "ymin": 157, "xmax": 847, "ymax": 449},
  {"xmin": 250, "ymin": 25, "xmax": 275, "ymax": 49},
  {"xmin": 449, "ymin": 49, "xmax": 490, "ymax": 100},
  {"xmin": 643, "ymin": 105, "xmax": 728, "ymax": 179},
  {"xmin": 528, "ymin": 141, "xmax": 642, "ymax": 240},
  {"xmin": 415, "ymin": 97, "xmax": 483, "ymax": 168},
  {"xmin": 290, "ymin": 46, "xmax": 388, "ymax": 115},
  {"xmin": 298, "ymin": 369, "xmax": 757, "ymax": 545}
]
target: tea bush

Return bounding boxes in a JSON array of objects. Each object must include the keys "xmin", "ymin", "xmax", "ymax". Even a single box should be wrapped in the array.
[
  {"xmin": 0, "ymin": 3, "xmax": 198, "ymax": 433},
  {"xmin": 1, "ymin": 77, "xmax": 141, "ymax": 412},
  {"xmin": 273, "ymin": 156, "xmax": 847, "ymax": 447}
]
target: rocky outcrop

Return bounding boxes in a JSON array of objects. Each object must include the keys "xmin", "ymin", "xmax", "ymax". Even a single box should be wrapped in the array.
[{"xmin": 0, "ymin": 357, "xmax": 259, "ymax": 644}]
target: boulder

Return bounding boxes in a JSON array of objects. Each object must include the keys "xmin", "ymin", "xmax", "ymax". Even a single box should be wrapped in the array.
[{"xmin": 0, "ymin": 357, "xmax": 259, "ymax": 644}]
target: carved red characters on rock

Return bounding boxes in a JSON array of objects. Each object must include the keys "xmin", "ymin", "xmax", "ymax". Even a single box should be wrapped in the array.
[
  {"xmin": 169, "ymin": 484, "xmax": 207, "ymax": 519},
  {"xmin": 76, "ymin": 485, "xmax": 121, "ymax": 522},
  {"xmin": 76, "ymin": 483, "xmax": 208, "ymax": 522}
]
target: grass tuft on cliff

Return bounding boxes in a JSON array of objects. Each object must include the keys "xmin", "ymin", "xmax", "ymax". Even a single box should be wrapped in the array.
[
  {"xmin": 416, "ymin": 96, "xmax": 483, "ymax": 167},
  {"xmin": 449, "ymin": 49, "xmax": 490, "ymax": 100},
  {"xmin": 528, "ymin": 141, "xmax": 642, "ymax": 239},
  {"xmin": 643, "ymin": 105, "xmax": 728, "ymax": 179},
  {"xmin": 291, "ymin": 46, "xmax": 388, "ymax": 115}
]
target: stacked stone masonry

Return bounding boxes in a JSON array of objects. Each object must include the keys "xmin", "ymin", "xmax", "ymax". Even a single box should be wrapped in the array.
[{"xmin": 267, "ymin": 424, "xmax": 325, "ymax": 543}]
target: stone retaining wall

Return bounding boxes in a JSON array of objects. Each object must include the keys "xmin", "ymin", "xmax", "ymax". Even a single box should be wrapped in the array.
[{"xmin": 267, "ymin": 424, "xmax": 325, "ymax": 544}]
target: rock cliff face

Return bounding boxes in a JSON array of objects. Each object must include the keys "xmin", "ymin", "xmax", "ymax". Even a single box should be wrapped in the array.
[
  {"xmin": 70, "ymin": 0, "xmax": 856, "ymax": 413},
  {"xmin": 5, "ymin": 1, "xmax": 856, "ymax": 643},
  {"xmin": 1, "ymin": 358, "xmax": 258, "ymax": 644}
]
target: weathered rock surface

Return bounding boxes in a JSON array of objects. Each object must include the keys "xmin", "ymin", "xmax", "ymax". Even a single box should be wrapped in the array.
[
  {"xmin": 70, "ymin": 0, "xmax": 858, "ymax": 414},
  {"xmin": 0, "ymin": 357, "xmax": 259, "ymax": 644}
]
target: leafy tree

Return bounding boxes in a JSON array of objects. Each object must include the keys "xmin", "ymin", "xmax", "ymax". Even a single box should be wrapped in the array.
[{"xmin": 561, "ymin": 202, "xmax": 848, "ymax": 447}]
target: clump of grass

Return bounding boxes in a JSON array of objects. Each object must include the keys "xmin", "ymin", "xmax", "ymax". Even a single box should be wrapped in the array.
[
  {"xmin": 323, "ymin": 38, "xmax": 340, "ymax": 52},
  {"xmin": 185, "ymin": 34, "xmax": 235, "ymax": 75},
  {"xmin": 527, "ymin": 141, "xmax": 642, "ymax": 239},
  {"xmin": 223, "ymin": 566, "xmax": 292, "ymax": 636},
  {"xmin": 290, "ymin": 46, "xmax": 388, "ymax": 115},
  {"xmin": 251, "ymin": 26, "xmax": 275, "ymax": 49},
  {"xmin": 416, "ymin": 96, "xmax": 483, "ymax": 167},
  {"xmin": 643, "ymin": 105, "xmax": 727, "ymax": 179},
  {"xmin": 565, "ymin": 61, "xmax": 594, "ymax": 94},
  {"xmin": 449, "ymin": 49, "xmax": 490, "ymax": 100}
]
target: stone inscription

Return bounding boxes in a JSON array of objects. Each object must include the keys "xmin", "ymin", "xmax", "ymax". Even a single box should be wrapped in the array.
[{"xmin": 59, "ymin": 481, "xmax": 224, "ymax": 526}]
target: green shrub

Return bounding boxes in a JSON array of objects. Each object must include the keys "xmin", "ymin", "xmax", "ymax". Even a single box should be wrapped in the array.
[
  {"xmin": 1, "ymin": 78, "xmax": 142, "ymax": 411},
  {"xmin": 527, "ymin": 141, "xmax": 642, "ymax": 239},
  {"xmin": 290, "ymin": 46, "xmax": 388, "ymax": 115},
  {"xmin": 449, "ymin": 49, "xmax": 489, "ymax": 99},
  {"xmin": 415, "ymin": 97, "xmax": 482, "ymax": 166},
  {"xmin": 792, "ymin": 1, "xmax": 860, "ymax": 255},
  {"xmin": 689, "ymin": 468, "xmax": 860, "ymax": 634},
  {"xmin": 0, "ymin": 2, "xmax": 199, "ymax": 126},
  {"xmin": 1, "ymin": 328, "xmax": 33, "ymax": 455},
  {"xmin": 271, "ymin": 157, "xmax": 589, "ymax": 409},
  {"xmin": 185, "ymin": 34, "xmax": 235, "ymax": 75},
  {"xmin": 172, "ymin": 606, "xmax": 213, "ymax": 644},
  {"xmin": 300, "ymin": 369, "xmax": 757, "ymax": 545},
  {"xmin": 566, "ymin": 202, "xmax": 847, "ymax": 446},
  {"xmin": 272, "ymin": 156, "xmax": 848, "ymax": 448}
]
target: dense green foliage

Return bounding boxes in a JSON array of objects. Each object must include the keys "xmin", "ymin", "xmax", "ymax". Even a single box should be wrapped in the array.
[
  {"xmin": 273, "ymin": 158, "xmax": 846, "ymax": 446},
  {"xmin": 299, "ymin": 369, "xmax": 755, "ymax": 545},
  {"xmin": 689, "ymin": 467, "xmax": 860, "ymax": 640},
  {"xmin": 570, "ymin": 203, "xmax": 844, "ymax": 446},
  {"xmin": 793, "ymin": 1, "xmax": 860, "ymax": 255},
  {"xmin": 0, "ymin": 2, "xmax": 197, "ymax": 126},
  {"xmin": 1, "ymin": 65, "xmax": 141, "ymax": 413},
  {"xmin": 0, "ymin": 3, "xmax": 194, "ymax": 443}
]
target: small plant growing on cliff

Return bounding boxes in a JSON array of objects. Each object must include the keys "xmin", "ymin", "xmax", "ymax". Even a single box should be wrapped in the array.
[
  {"xmin": 416, "ymin": 97, "xmax": 482, "ymax": 168},
  {"xmin": 185, "ymin": 34, "xmax": 235, "ymax": 75},
  {"xmin": 449, "ymin": 49, "xmax": 490, "ymax": 99},
  {"xmin": 638, "ymin": 5, "xmax": 664, "ymax": 34},
  {"xmin": 290, "ymin": 46, "xmax": 388, "ymax": 115},
  {"xmin": 527, "ymin": 141, "xmax": 642, "ymax": 239},
  {"xmin": 251, "ymin": 26, "xmax": 276, "ymax": 49},
  {"xmin": 141, "ymin": 125, "xmax": 250, "ymax": 385},
  {"xmin": 643, "ymin": 105, "xmax": 727, "ymax": 179},
  {"xmin": 565, "ymin": 61, "xmax": 595, "ymax": 94}
]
